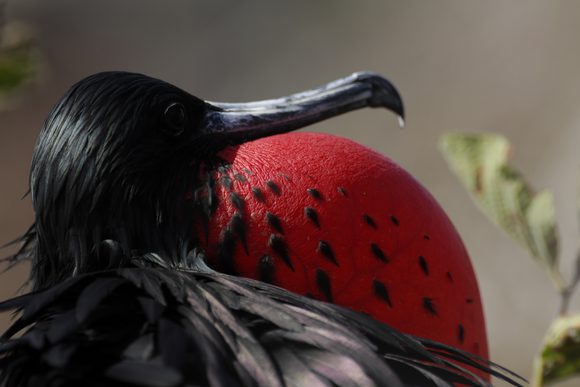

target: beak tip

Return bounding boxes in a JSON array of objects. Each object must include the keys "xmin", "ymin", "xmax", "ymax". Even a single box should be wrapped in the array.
[
  {"xmin": 389, "ymin": 85, "xmax": 405, "ymax": 120},
  {"xmin": 397, "ymin": 116, "xmax": 405, "ymax": 129},
  {"xmin": 359, "ymin": 72, "xmax": 404, "ymax": 123}
]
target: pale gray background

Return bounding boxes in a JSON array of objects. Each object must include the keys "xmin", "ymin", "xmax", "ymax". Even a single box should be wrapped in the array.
[{"xmin": 1, "ymin": 1, "xmax": 580, "ymax": 385}]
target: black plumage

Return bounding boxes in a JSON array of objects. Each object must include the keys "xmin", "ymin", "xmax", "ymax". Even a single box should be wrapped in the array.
[
  {"xmin": 0, "ymin": 257, "xmax": 519, "ymax": 387},
  {"xmin": 0, "ymin": 71, "xmax": 523, "ymax": 386}
]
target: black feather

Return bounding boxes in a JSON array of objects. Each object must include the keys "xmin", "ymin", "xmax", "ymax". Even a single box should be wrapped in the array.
[
  {"xmin": 105, "ymin": 361, "xmax": 183, "ymax": 387},
  {"xmin": 76, "ymin": 277, "xmax": 126, "ymax": 322},
  {"xmin": 0, "ymin": 268, "xmax": 524, "ymax": 386}
]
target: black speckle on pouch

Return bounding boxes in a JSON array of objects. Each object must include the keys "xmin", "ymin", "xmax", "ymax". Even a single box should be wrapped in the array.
[
  {"xmin": 307, "ymin": 188, "xmax": 323, "ymax": 200},
  {"xmin": 419, "ymin": 256, "xmax": 429, "ymax": 276},
  {"xmin": 268, "ymin": 234, "xmax": 294, "ymax": 271},
  {"xmin": 230, "ymin": 192, "xmax": 244, "ymax": 212},
  {"xmin": 220, "ymin": 175, "xmax": 233, "ymax": 190},
  {"xmin": 230, "ymin": 212, "xmax": 248, "ymax": 254},
  {"xmin": 252, "ymin": 187, "xmax": 265, "ymax": 202},
  {"xmin": 446, "ymin": 272, "xmax": 454, "ymax": 283},
  {"xmin": 305, "ymin": 207, "xmax": 320, "ymax": 229},
  {"xmin": 363, "ymin": 214, "xmax": 377, "ymax": 230},
  {"xmin": 458, "ymin": 324, "xmax": 465, "ymax": 344},
  {"xmin": 372, "ymin": 280, "xmax": 393, "ymax": 308},
  {"xmin": 423, "ymin": 297, "xmax": 438, "ymax": 316},
  {"xmin": 258, "ymin": 255, "xmax": 275, "ymax": 284},
  {"xmin": 233, "ymin": 173, "xmax": 247, "ymax": 183},
  {"xmin": 371, "ymin": 243, "xmax": 389, "ymax": 263},
  {"xmin": 266, "ymin": 212, "xmax": 284, "ymax": 234},
  {"xmin": 217, "ymin": 165, "xmax": 231, "ymax": 174},
  {"xmin": 266, "ymin": 180, "xmax": 281, "ymax": 195},
  {"xmin": 218, "ymin": 228, "xmax": 237, "ymax": 274},
  {"xmin": 318, "ymin": 240, "xmax": 338, "ymax": 266},
  {"xmin": 315, "ymin": 269, "xmax": 333, "ymax": 302}
]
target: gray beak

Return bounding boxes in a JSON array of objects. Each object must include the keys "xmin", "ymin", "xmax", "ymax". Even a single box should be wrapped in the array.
[{"xmin": 200, "ymin": 71, "xmax": 404, "ymax": 145}]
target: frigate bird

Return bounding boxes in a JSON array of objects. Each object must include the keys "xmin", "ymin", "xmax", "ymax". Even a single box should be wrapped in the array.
[{"xmin": 0, "ymin": 72, "xmax": 522, "ymax": 386}]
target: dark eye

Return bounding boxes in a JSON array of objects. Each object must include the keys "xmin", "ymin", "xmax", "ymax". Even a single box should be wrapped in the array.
[{"xmin": 163, "ymin": 102, "xmax": 186, "ymax": 136}]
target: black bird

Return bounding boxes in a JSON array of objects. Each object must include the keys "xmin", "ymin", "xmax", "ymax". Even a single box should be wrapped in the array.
[{"xmin": 0, "ymin": 72, "xmax": 522, "ymax": 386}]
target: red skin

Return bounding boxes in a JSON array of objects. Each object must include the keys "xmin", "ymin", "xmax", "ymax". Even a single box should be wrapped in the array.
[{"xmin": 199, "ymin": 132, "xmax": 488, "ymax": 363}]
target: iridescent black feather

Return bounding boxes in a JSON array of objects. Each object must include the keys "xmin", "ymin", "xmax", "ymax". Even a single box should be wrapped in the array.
[{"xmin": 0, "ymin": 257, "xmax": 523, "ymax": 387}]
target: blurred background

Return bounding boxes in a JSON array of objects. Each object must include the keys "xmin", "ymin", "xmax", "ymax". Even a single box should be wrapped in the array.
[{"xmin": 1, "ymin": 1, "xmax": 580, "ymax": 385}]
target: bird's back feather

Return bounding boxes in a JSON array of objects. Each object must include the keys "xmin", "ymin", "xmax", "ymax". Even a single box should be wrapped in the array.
[{"xmin": 0, "ymin": 258, "xmax": 522, "ymax": 387}]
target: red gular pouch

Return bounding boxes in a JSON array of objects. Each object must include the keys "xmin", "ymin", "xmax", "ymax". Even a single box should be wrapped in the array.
[{"xmin": 197, "ymin": 131, "xmax": 489, "ymax": 379}]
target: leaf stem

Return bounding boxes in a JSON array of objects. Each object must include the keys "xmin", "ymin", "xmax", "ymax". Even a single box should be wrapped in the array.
[
  {"xmin": 558, "ymin": 251, "xmax": 580, "ymax": 316},
  {"xmin": 531, "ymin": 353, "xmax": 545, "ymax": 387},
  {"xmin": 559, "ymin": 273, "xmax": 580, "ymax": 316}
]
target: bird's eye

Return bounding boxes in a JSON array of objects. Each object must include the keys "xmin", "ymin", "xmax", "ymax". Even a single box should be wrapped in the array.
[{"xmin": 163, "ymin": 102, "xmax": 186, "ymax": 136}]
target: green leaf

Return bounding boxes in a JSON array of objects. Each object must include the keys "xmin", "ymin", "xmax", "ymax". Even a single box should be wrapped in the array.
[
  {"xmin": 534, "ymin": 315, "xmax": 580, "ymax": 386},
  {"xmin": 0, "ymin": 44, "xmax": 36, "ymax": 91},
  {"xmin": 439, "ymin": 133, "xmax": 563, "ymax": 290},
  {"xmin": 0, "ymin": 22, "xmax": 39, "ymax": 110}
]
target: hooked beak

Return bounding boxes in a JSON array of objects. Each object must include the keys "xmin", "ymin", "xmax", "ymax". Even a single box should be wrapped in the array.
[{"xmin": 198, "ymin": 72, "xmax": 404, "ymax": 146}]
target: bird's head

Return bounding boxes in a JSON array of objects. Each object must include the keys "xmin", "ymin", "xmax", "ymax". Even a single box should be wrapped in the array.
[
  {"xmin": 27, "ymin": 71, "xmax": 403, "ymax": 289},
  {"xmin": 32, "ymin": 72, "xmax": 205, "ymax": 218}
]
